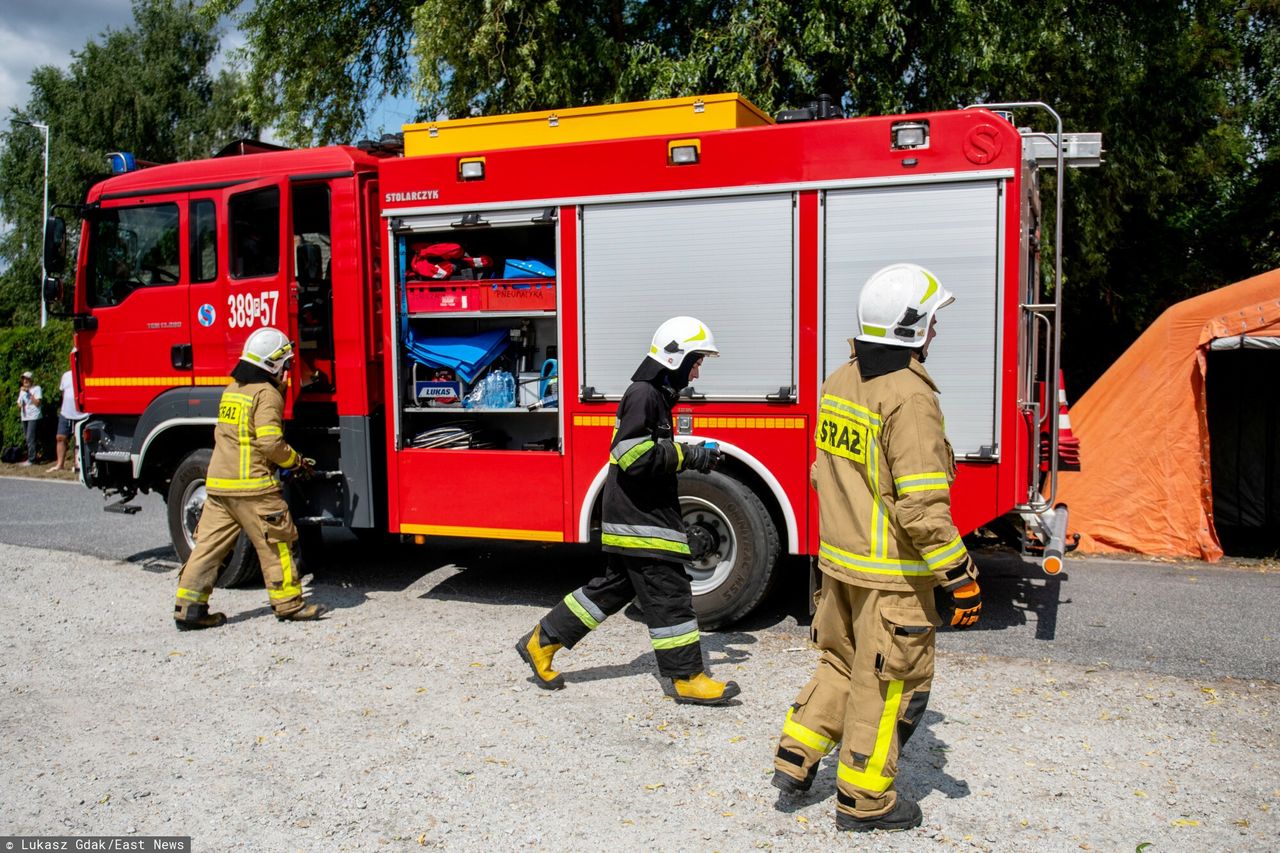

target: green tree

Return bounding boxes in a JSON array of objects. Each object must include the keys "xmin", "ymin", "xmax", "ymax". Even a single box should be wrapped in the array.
[
  {"xmin": 0, "ymin": 0, "xmax": 255, "ymax": 327},
  {"xmin": 202, "ymin": 0, "xmax": 419, "ymax": 146},
  {"xmin": 173, "ymin": 1, "xmax": 1280, "ymax": 387}
]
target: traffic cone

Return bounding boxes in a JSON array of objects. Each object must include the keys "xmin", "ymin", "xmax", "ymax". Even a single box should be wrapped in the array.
[{"xmin": 1041, "ymin": 370, "xmax": 1080, "ymax": 471}]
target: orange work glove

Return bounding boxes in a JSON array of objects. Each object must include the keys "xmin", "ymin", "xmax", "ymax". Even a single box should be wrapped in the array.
[
  {"xmin": 934, "ymin": 555, "xmax": 982, "ymax": 629},
  {"xmin": 946, "ymin": 581, "xmax": 982, "ymax": 629}
]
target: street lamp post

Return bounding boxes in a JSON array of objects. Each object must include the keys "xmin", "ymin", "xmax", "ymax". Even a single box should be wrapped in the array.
[{"xmin": 13, "ymin": 119, "xmax": 50, "ymax": 328}]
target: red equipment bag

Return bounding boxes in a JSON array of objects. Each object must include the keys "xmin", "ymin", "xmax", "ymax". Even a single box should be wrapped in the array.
[
  {"xmin": 422, "ymin": 242, "xmax": 464, "ymax": 260},
  {"xmin": 410, "ymin": 254, "xmax": 454, "ymax": 279},
  {"xmin": 408, "ymin": 244, "xmax": 491, "ymax": 280}
]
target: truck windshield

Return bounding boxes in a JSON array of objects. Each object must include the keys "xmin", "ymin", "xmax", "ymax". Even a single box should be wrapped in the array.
[{"xmin": 88, "ymin": 203, "xmax": 180, "ymax": 307}]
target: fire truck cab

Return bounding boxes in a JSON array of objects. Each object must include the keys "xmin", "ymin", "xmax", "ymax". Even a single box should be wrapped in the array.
[{"xmin": 50, "ymin": 94, "xmax": 1098, "ymax": 628}]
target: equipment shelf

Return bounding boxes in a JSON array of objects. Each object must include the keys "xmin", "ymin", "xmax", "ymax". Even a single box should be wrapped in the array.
[
  {"xmin": 406, "ymin": 310, "xmax": 555, "ymax": 320},
  {"xmin": 403, "ymin": 406, "xmax": 557, "ymax": 414}
]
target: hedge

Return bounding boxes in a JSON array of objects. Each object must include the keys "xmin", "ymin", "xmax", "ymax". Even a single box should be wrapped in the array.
[{"xmin": 1, "ymin": 321, "xmax": 75, "ymax": 459}]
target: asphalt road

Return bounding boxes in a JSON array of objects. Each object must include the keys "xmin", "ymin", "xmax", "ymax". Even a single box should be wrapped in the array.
[{"xmin": 2, "ymin": 475, "xmax": 1276, "ymax": 683}]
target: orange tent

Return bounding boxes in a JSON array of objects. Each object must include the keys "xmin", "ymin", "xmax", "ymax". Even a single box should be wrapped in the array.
[{"xmin": 1057, "ymin": 268, "xmax": 1280, "ymax": 560}]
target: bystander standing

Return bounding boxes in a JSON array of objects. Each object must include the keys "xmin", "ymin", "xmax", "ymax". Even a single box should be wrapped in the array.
[
  {"xmin": 49, "ymin": 363, "xmax": 85, "ymax": 472},
  {"xmin": 16, "ymin": 371, "xmax": 43, "ymax": 466}
]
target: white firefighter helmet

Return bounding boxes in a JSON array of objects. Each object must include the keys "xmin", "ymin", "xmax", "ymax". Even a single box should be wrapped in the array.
[
  {"xmin": 240, "ymin": 327, "xmax": 295, "ymax": 375},
  {"xmin": 646, "ymin": 316, "xmax": 720, "ymax": 369},
  {"xmin": 855, "ymin": 263, "xmax": 954, "ymax": 348}
]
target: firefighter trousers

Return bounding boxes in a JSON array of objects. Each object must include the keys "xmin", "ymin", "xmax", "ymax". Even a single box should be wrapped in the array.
[
  {"xmin": 173, "ymin": 492, "xmax": 303, "ymax": 619},
  {"xmin": 773, "ymin": 575, "xmax": 938, "ymax": 819},
  {"xmin": 540, "ymin": 552, "xmax": 704, "ymax": 678}
]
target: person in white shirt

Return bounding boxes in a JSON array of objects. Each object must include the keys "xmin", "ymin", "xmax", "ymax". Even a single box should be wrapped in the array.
[
  {"xmin": 16, "ymin": 371, "xmax": 42, "ymax": 466},
  {"xmin": 49, "ymin": 368, "xmax": 85, "ymax": 472}
]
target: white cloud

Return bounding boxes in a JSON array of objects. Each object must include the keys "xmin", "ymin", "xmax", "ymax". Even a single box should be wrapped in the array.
[
  {"xmin": 0, "ymin": 2, "xmax": 420, "ymax": 142},
  {"xmin": 0, "ymin": 0, "xmax": 137, "ymax": 119}
]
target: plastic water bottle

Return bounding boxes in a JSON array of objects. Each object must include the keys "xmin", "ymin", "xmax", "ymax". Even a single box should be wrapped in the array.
[{"xmin": 498, "ymin": 370, "xmax": 516, "ymax": 408}]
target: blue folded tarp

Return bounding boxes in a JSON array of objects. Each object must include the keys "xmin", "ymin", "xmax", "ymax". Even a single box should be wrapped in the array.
[{"xmin": 405, "ymin": 327, "xmax": 509, "ymax": 384}]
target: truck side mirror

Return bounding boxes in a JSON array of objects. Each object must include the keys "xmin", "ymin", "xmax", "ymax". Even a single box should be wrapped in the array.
[{"xmin": 44, "ymin": 216, "xmax": 66, "ymax": 274}]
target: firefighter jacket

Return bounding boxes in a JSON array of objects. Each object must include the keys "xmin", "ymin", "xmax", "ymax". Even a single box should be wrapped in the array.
[
  {"xmin": 601, "ymin": 375, "xmax": 696, "ymax": 563},
  {"xmin": 206, "ymin": 379, "xmax": 300, "ymax": 497},
  {"xmin": 812, "ymin": 342, "xmax": 974, "ymax": 592}
]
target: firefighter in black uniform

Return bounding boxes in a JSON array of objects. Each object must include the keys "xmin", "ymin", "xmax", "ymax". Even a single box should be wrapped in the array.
[{"xmin": 516, "ymin": 316, "xmax": 739, "ymax": 705}]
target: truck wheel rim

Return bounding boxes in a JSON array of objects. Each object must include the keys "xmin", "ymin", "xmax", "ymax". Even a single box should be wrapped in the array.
[
  {"xmin": 681, "ymin": 496, "xmax": 736, "ymax": 595},
  {"xmin": 180, "ymin": 480, "xmax": 207, "ymax": 551}
]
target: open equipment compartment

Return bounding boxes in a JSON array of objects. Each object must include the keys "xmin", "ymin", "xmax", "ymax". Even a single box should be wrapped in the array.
[{"xmin": 393, "ymin": 206, "xmax": 561, "ymax": 453}]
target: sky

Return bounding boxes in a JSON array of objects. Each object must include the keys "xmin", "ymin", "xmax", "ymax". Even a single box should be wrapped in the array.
[
  {"xmin": 2, "ymin": 0, "xmax": 140, "ymax": 123},
  {"xmin": 0, "ymin": 0, "xmax": 418, "ymax": 141}
]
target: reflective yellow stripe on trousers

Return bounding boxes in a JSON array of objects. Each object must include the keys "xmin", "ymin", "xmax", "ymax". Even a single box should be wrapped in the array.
[
  {"xmin": 267, "ymin": 541, "xmax": 301, "ymax": 600},
  {"xmin": 838, "ymin": 679, "xmax": 904, "ymax": 793},
  {"xmin": 784, "ymin": 707, "xmax": 837, "ymax": 754}
]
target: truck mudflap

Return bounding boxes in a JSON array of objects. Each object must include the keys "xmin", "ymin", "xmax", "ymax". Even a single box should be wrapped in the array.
[{"xmin": 1020, "ymin": 503, "xmax": 1077, "ymax": 575}]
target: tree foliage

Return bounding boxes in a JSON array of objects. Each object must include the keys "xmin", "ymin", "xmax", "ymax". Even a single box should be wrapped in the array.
[
  {"xmin": 0, "ymin": 0, "xmax": 255, "ymax": 327},
  {"xmin": 36, "ymin": 0, "xmax": 1280, "ymax": 388},
  {"xmin": 0, "ymin": 321, "xmax": 72, "ymax": 452},
  {"xmin": 202, "ymin": 0, "xmax": 418, "ymax": 146}
]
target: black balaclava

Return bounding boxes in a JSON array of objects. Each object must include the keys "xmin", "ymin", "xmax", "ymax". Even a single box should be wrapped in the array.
[
  {"xmin": 630, "ymin": 351, "xmax": 703, "ymax": 407},
  {"xmin": 231, "ymin": 360, "xmax": 282, "ymax": 387},
  {"xmin": 853, "ymin": 338, "xmax": 914, "ymax": 380}
]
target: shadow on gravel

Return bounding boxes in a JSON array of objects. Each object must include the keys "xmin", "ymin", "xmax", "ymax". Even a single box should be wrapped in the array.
[
  {"xmin": 518, "ymin": 625, "xmax": 759, "ymax": 688},
  {"xmin": 900, "ymin": 709, "xmax": 971, "ymax": 801},
  {"xmin": 224, "ymin": 606, "xmax": 274, "ymax": 625},
  {"xmin": 126, "ymin": 545, "xmax": 181, "ymax": 573},
  {"xmin": 968, "ymin": 549, "xmax": 1068, "ymax": 641},
  {"xmin": 303, "ymin": 533, "xmax": 1067, "ymax": 640},
  {"xmin": 771, "ymin": 708, "xmax": 969, "ymax": 815},
  {"xmin": 310, "ymin": 530, "xmax": 603, "ymax": 605}
]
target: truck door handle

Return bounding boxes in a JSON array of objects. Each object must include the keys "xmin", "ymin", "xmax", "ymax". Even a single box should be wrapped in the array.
[{"xmin": 171, "ymin": 343, "xmax": 192, "ymax": 370}]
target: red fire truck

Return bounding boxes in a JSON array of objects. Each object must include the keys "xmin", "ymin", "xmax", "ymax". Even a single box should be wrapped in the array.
[{"xmin": 45, "ymin": 94, "xmax": 1097, "ymax": 627}]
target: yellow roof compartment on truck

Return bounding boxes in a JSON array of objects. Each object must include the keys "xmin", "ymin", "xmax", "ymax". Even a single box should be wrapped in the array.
[{"xmin": 402, "ymin": 93, "xmax": 773, "ymax": 157}]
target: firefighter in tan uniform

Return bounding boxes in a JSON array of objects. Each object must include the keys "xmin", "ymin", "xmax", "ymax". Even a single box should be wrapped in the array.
[
  {"xmin": 771, "ymin": 264, "xmax": 982, "ymax": 832},
  {"xmin": 173, "ymin": 327, "xmax": 326, "ymax": 629}
]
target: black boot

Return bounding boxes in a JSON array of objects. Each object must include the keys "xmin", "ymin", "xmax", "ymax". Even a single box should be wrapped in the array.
[
  {"xmin": 836, "ymin": 796, "xmax": 922, "ymax": 832},
  {"xmin": 772, "ymin": 745, "xmax": 818, "ymax": 794},
  {"xmin": 771, "ymin": 766, "xmax": 817, "ymax": 795},
  {"xmin": 175, "ymin": 604, "xmax": 227, "ymax": 631}
]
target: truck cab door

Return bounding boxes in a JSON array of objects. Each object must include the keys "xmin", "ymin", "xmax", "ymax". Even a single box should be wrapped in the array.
[
  {"xmin": 190, "ymin": 178, "xmax": 298, "ymax": 412},
  {"xmin": 75, "ymin": 195, "xmax": 191, "ymax": 415}
]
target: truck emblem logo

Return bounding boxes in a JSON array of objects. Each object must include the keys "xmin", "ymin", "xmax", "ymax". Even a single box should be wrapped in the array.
[
  {"xmin": 964, "ymin": 124, "xmax": 1003, "ymax": 165},
  {"xmin": 198, "ymin": 303, "xmax": 216, "ymax": 327}
]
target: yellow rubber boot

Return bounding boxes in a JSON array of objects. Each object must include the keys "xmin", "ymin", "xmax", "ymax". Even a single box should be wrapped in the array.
[
  {"xmin": 672, "ymin": 672, "xmax": 741, "ymax": 705},
  {"xmin": 515, "ymin": 625, "xmax": 565, "ymax": 690}
]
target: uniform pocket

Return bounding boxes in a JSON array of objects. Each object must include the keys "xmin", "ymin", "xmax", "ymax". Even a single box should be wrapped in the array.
[
  {"xmin": 875, "ymin": 604, "xmax": 935, "ymax": 681},
  {"xmin": 258, "ymin": 499, "xmax": 298, "ymax": 545}
]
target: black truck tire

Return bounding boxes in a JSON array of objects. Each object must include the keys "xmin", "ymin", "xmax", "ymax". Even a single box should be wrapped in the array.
[
  {"xmin": 679, "ymin": 469, "xmax": 781, "ymax": 630},
  {"xmin": 166, "ymin": 448, "xmax": 261, "ymax": 588}
]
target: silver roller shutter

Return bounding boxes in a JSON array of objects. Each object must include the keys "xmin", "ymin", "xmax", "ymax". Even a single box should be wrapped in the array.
[
  {"xmin": 823, "ymin": 181, "xmax": 1003, "ymax": 458},
  {"xmin": 580, "ymin": 194, "xmax": 795, "ymax": 399}
]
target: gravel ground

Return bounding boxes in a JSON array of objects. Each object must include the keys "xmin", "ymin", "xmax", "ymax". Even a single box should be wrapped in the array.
[{"xmin": 1, "ymin": 543, "xmax": 1276, "ymax": 852}]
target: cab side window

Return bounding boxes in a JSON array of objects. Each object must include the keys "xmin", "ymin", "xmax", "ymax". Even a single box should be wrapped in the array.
[
  {"xmin": 88, "ymin": 203, "xmax": 181, "ymax": 307},
  {"xmin": 229, "ymin": 187, "xmax": 280, "ymax": 279},
  {"xmin": 190, "ymin": 200, "xmax": 217, "ymax": 283}
]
